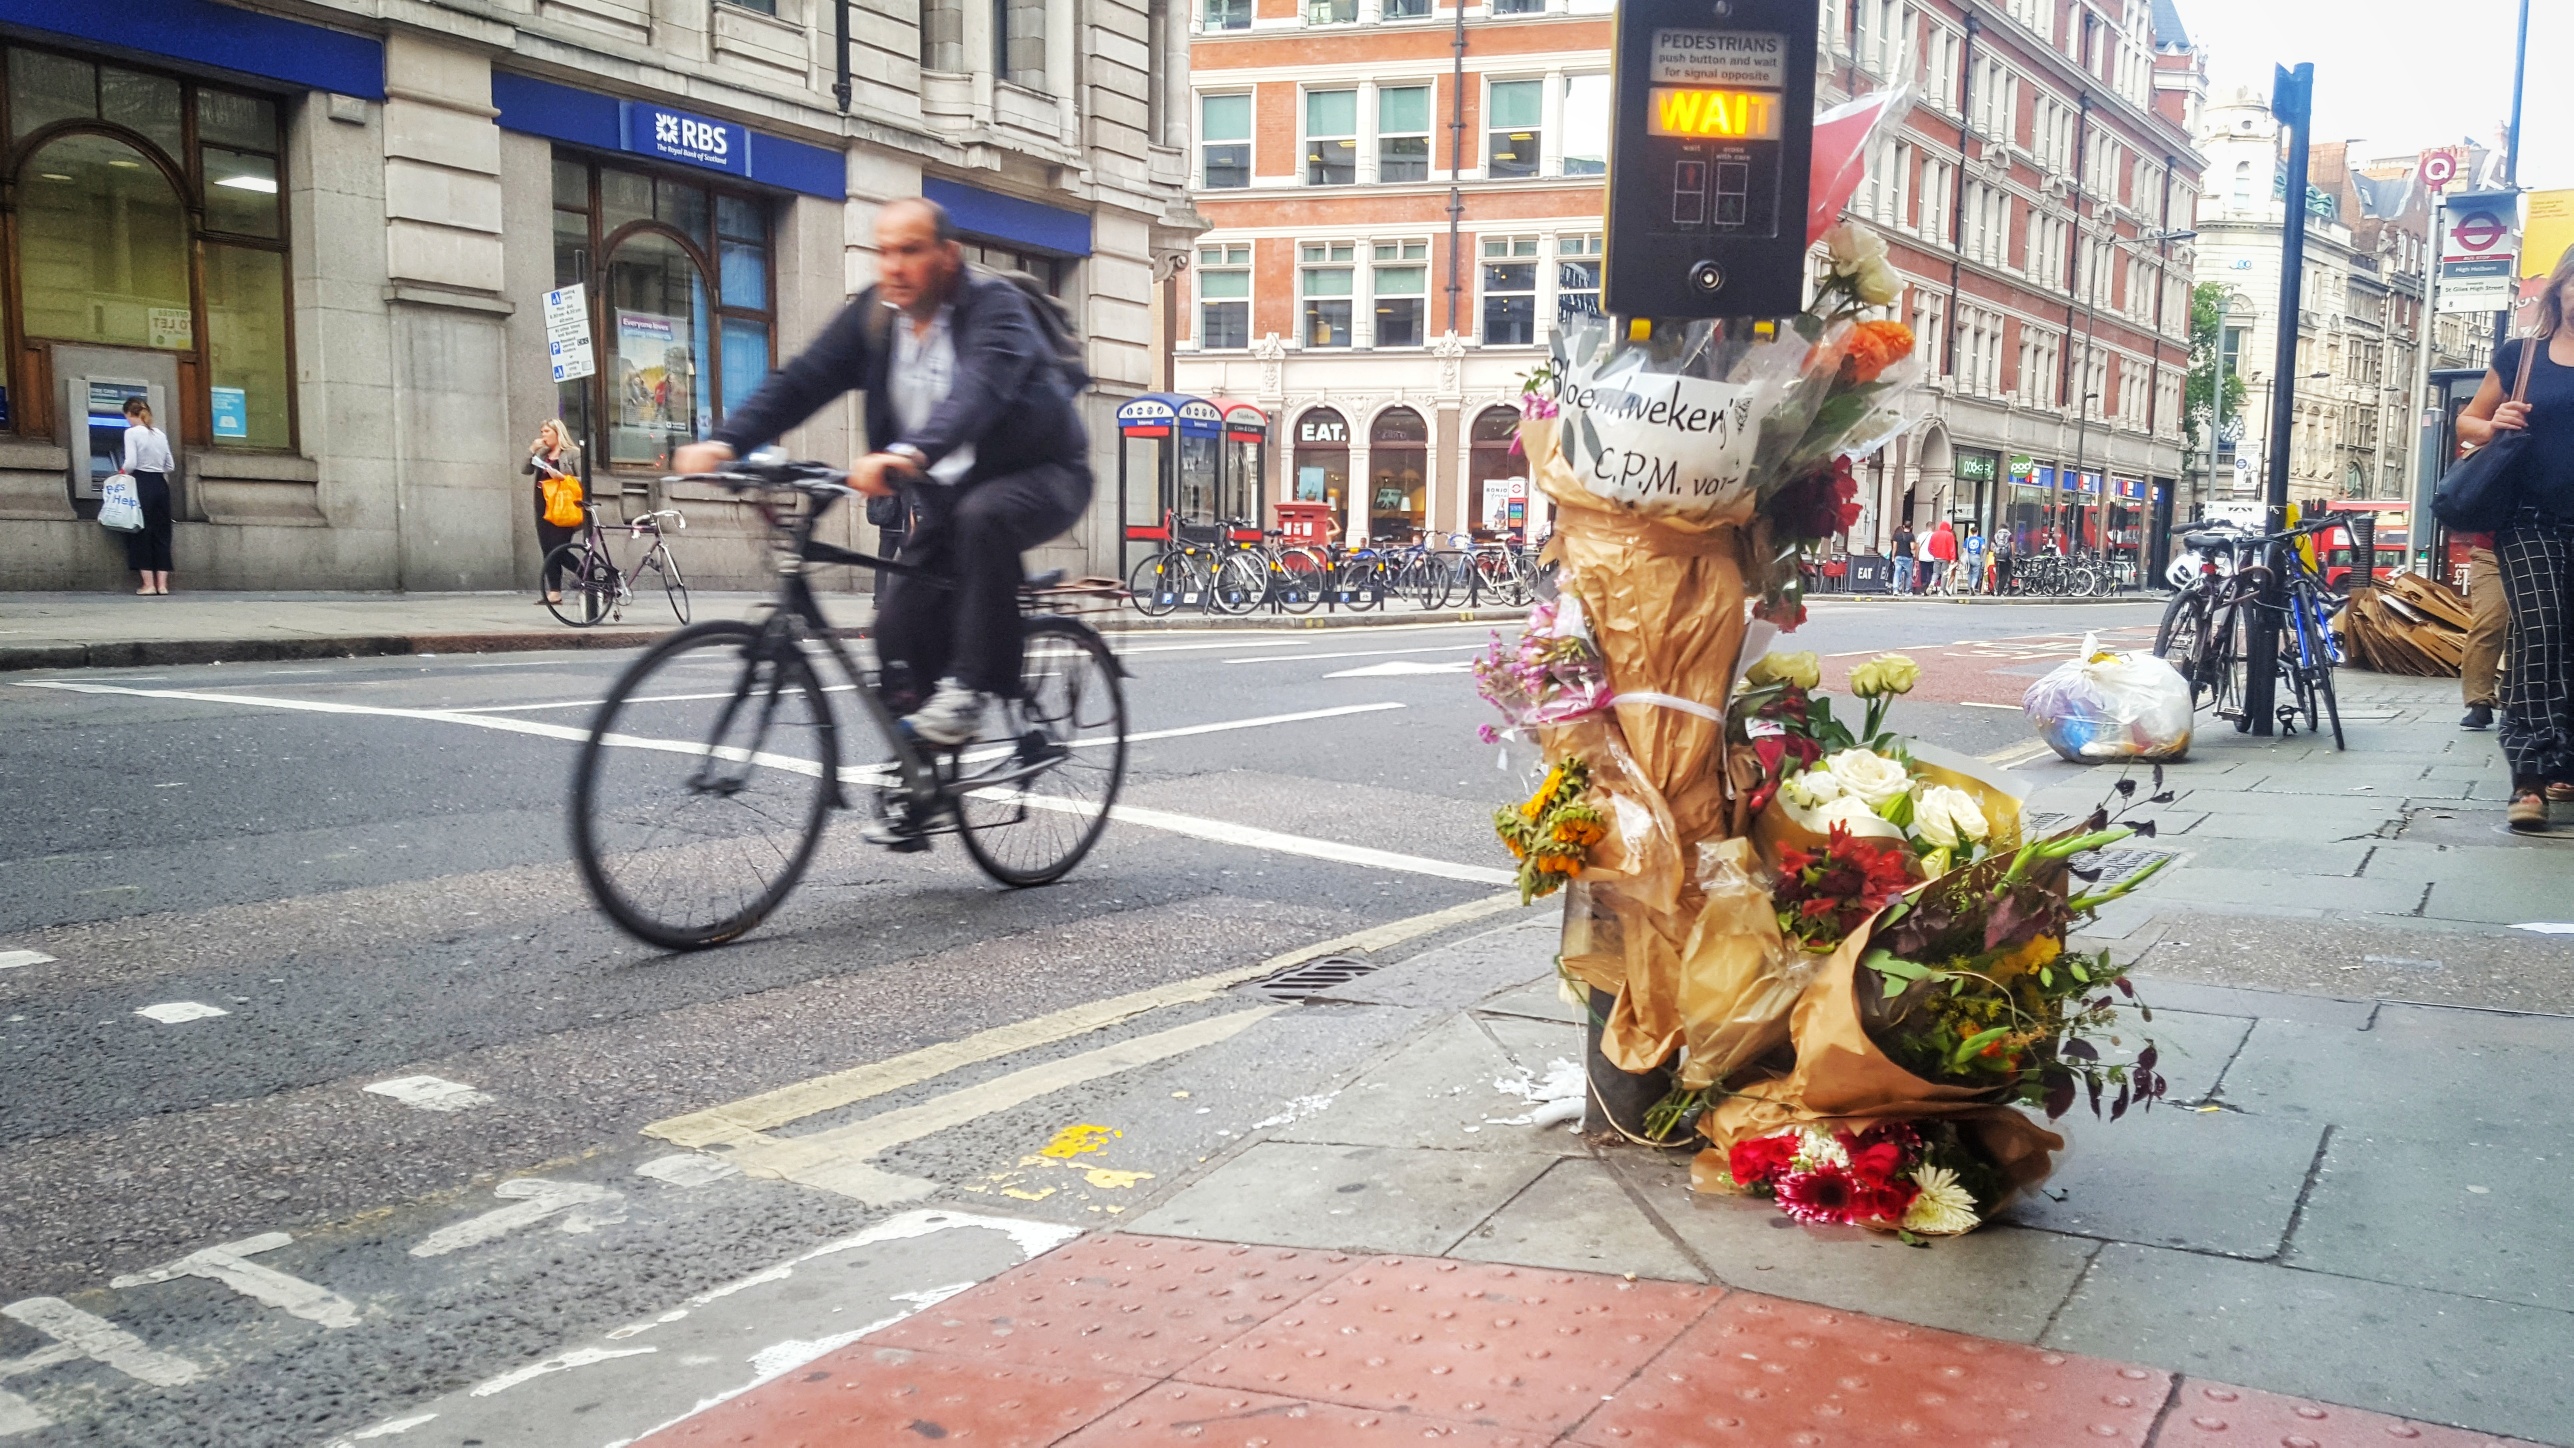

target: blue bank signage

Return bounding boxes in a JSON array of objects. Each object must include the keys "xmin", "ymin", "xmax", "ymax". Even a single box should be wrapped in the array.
[{"xmin": 625, "ymin": 104, "xmax": 747, "ymax": 177}]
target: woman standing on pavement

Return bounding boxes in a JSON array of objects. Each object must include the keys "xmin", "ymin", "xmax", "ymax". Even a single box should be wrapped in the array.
[
  {"xmin": 2456, "ymin": 248, "xmax": 2574, "ymax": 831},
  {"xmin": 526, "ymin": 420, "xmax": 583, "ymax": 607},
  {"xmin": 120, "ymin": 397, "xmax": 176, "ymax": 596}
]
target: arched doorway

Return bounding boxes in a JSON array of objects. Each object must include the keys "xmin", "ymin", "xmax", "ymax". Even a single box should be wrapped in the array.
[
  {"xmin": 1291, "ymin": 406, "xmax": 1350, "ymax": 514},
  {"xmin": 1468, "ymin": 404, "xmax": 1528, "ymax": 537},
  {"xmin": 1368, "ymin": 406, "xmax": 1428, "ymax": 542}
]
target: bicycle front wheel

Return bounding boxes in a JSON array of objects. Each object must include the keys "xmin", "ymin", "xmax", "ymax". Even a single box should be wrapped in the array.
[
  {"xmin": 545, "ymin": 544, "xmax": 612, "ymax": 627},
  {"xmin": 1209, "ymin": 551, "xmax": 1267, "ymax": 615},
  {"xmin": 956, "ymin": 618, "xmax": 1128, "ymax": 887},
  {"xmin": 657, "ymin": 548, "xmax": 692, "ymax": 624},
  {"xmin": 569, "ymin": 621, "xmax": 838, "ymax": 949},
  {"xmin": 1271, "ymin": 548, "xmax": 1326, "ymax": 614},
  {"xmin": 2298, "ymin": 603, "xmax": 2345, "ymax": 750}
]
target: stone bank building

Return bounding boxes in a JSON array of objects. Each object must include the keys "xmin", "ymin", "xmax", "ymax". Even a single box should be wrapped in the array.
[{"xmin": 0, "ymin": 0, "xmax": 1194, "ymax": 591}]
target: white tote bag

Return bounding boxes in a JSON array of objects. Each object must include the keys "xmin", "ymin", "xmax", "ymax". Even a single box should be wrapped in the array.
[{"xmin": 97, "ymin": 473, "xmax": 145, "ymax": 533}]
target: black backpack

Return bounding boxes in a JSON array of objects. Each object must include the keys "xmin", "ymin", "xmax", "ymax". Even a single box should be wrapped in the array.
[{"xmin": 978, "ymin": 266, "xmax": 1091, "ymax": 395}]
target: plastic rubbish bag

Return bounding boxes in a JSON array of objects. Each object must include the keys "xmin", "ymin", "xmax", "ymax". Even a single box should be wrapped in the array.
[
  {"xmin": 97, "ymin": 474, "xmax": 144, "ymax": 533},
  {"xmin": 2023, "ymin": 633, "xmax": 2192, "ymax": 762}
]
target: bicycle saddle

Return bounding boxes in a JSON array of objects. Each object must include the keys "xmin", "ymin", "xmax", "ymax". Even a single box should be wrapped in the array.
[{"xmin": 2181, "ymin": 530, "xmax": 2245, "ymax": 551}]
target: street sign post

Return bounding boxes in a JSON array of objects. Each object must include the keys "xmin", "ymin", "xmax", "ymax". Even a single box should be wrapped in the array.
[
  {"xmin": 543, "ymin": 284, "xmax": 597, "ymax": 383},
  {"xmin": 2437, "ymin": 190, "xmax": 2520, "ymax": 313},
  {"xmin": 1603, "ymin": 0, "xmax": 1818, "ymax": 320}
]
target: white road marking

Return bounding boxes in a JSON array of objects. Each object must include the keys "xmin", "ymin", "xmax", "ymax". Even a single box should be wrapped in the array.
[
  {"xmin": 1958, "ymin": 700, "xmax": 2024, "ymax": 710},
  {"xmin": 410, "ymin": 1179, "xmax": 628, "ymax": 1258},
  {"xmin": 470, "ymin": 1346, "xmax": 658, "ymax": 1398},
  {"xmin": 691, "ymin": 1008, "xmax": 1284, "ymax": 1204},
  {"xmin": 1325, "ymin": 660, "xmax": 1474, "ymax": 678},
  {"xmin": 1224, "ymin": 642, "xmax": 1488, "ymax": 664},
  {"xmin": 1114, "ymin": 620, "xmax": 1496, "ymax": 653},
  {"xmin": 0, "ymin": 951, "xmax": 51, "ymax": 972},
  {"xmin": 1979, "ymin": 739, "xmax": 2056, "ymax": 768},
  {"xmin": 0, "ymin": 1297, "xmax": 201, "ymax": 1387},
  {"xmin": 633, "ymin": 1154, "xmax": 740, "ymax": 1189},
  {"xmin": 20, "ymin": 681, "xmax": 1480, "ymax": 883},
  {"xmin": 2512, "ymin": 922, "xmax": 2574, "ymax": 934},
  {"xmin": 341, "ymin": 1413, "xmax": 438, "ymax": 1440},
  {"xmin": 364, "ymin": 1076, "xmax": 494, "ymax": 1112},
  {"xmin": 109, "ymin": 1232, "xmax": 359, "ymax": 1329},
  {"xmin": 135, "ymin": 1001, "xmax": 227, "ymax": 1024},
  {"xmin": 450, "ymin": 684, "xmax": 863, "ymax": 715}
]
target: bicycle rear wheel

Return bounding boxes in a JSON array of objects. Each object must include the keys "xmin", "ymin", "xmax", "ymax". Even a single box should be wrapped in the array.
[
  {"xmin": 569, "ymin": 620, "xmax": 838, "ymax": 949},
  {"xmin": 545, "ymin": 544, "xmax": 612, "ymax": 627},
  {"xmin": 955, "ymin": 618, "xmax": 1128, "ymax": 887},
  {"xmin": 1334, "ymin": 556, "xmax": 1384, "ymax": 611},
  {"xmin": 2206, "ymin": 599, "xmax": 2253, "ymax": 732},
  {"xmin": 1271, "ymin": 548, "xmax": 1326, "ymax": 614},
  {"xmin": 2155, "ymin": 587, "xmax": 2213, "ymax": 705},
  {"xmin": 656, "ymin": 547, "xmax": 692, "ymax": 624},
  {"xmin": 1124, "ymin": 550, "xmax": 1186, "ymax": 616},
  {"xmin": 2296, "ymin": 601, "xmax": 2345, "ymax": 750},
  {"xmin": 1209, "ymin": 550, "xmax": 1267, "ymax": 615}
]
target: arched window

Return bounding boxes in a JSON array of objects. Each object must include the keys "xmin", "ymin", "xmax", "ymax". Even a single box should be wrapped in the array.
[
  {"xmin": 1468, "ymin": 404, "xmax": 1526, "ymax": 535},
  {"xmin": 2231, "ymin": 160, "xmax": 2251, "ymax": 206},
  {"xmin": 10, "ymin": 49, "xmax": 293, "ymax": 452},
  {"xmin": 554, "ymin": 158, "xmax": 776, "ymax": 473},
  {"xmin": 1368, "ymin": 406, "xmax": 1428, "ymax": 542},
  {"xmin": 1290, "ymin": 406, "xmax": 1349, "ymax": 509}
]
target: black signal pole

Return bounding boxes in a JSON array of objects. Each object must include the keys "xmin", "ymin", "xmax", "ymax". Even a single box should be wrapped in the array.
[{"xmin": 2245, "ymin": 62, "xmax": 2312, "ymax": 738}]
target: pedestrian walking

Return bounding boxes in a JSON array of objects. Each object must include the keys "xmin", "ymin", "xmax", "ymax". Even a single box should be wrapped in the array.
[
  {"xmin": 1891, "ymin": 520, "xmax": 1916, "ymax": 595},
  {"xmin": 1924, "ymin": 519, "xmax": 1959, "ymax": 593},
  {"xmin": 2455, "ymin": 248, "xmax": 2574, "ymax": 831},
  {"xmin": 119, "ymin": 397, "xmax": 176, "ymax": 596},
  {"xmin": 2459, "ymin": 534, "xmax": 2504, "ymax": 730},
  {"xmin": 1961, "ymin": 524, "xmax": 1987, "ymax": 595},
  {"xmin": 526, "ymin": 420, "xmax": 584, "ymax": 606}
]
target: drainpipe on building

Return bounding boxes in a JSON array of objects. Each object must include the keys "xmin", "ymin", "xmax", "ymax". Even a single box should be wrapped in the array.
[
  {"xmin": 1944, "ymin": 16, "xmax": 1976, "ymax": 380},
  {"xmin": 833, "ymin": 0, "xmax": 851, "ymax": 112},
  {"xmin": 2059, "ymin": 92, "xmax": 2093, "ymax": 544},
  {"xmin": 1444, "ymin": 0, "xmax": 1466, "ymax": 336}
]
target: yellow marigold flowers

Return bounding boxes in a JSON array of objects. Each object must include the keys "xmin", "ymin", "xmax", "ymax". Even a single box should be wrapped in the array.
[
  {"xmin": 1992, "ymin": 934, "xmax": 2062, "ymax": 980},
  {"xmin": 1744, "ymin": 650, "xmax": 1822, "ymax": 691},
  {"xmin": 1848, "ymin": 653, "xmax": 1921, "ymax": 699},
  {"xmin": 1496, "ymin": 758, "xmax": 1601, "ymax": 903}
]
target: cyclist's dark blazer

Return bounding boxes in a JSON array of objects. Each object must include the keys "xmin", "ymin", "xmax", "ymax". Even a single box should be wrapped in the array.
[{"xmin": 709, "ymin": 268, "xmax": 1087, "ymax": 487}]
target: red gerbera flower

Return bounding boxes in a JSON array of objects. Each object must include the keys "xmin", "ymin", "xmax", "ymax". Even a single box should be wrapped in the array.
[{"xmin": 1775, "ymin": 1166, "xmax": 1863, "ymax": 1224}]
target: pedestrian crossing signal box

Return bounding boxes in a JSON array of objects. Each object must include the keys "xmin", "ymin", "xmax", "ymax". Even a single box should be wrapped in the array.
[{"xmin": 1605, "ymin": 0, "xmax": 1817, "ymax": 321}]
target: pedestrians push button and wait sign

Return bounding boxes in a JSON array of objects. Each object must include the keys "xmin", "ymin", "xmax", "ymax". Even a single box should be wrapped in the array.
[{"xmin": 1605, "ymin": 0, "xmax": 1817, "ymax": 320}]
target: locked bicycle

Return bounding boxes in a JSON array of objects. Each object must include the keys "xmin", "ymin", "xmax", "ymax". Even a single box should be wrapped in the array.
[
  {"xmin": 568, "ymin": 457, "xmax": 1129, "ymax": 949},
  {"xmin": 545, "ymin": 505, "xmax": 691, "ymax": 627}
]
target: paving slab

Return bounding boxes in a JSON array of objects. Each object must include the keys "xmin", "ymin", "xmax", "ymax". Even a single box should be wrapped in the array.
[
  {"xmin": 1311, "ymin": 917, "xmax": 1563, "ymax": 1010},
  {"xmin": 2002, "ymin": 1106, "xmax": 2324, "ymax": 1259},
  {"xmin": 2134, "ymin": 915, "xmax": 2574, "ymax": 1017},
  {"xmin": 2219, "ymin": 1010, "xmax": 2574, "ymax": 1136},
  {"xmin": 1476, "ymin": 974, "xmax": 1583, "ymax": 1025},
  {"xmin": 2133, "ymin": 866, "xmax": 2428, "ymax": 916},
  {"xmin": 2044, "ymin": 1243, "xmax": 2574, "ymax": 1446},
  {"xmin": 1450, "ymin": 1157, "xmax": 1709, "ymax": 1283},
  {"xmin": 1615, "ymin": 1152, "xmax": 2103, "ymax": 1343},
  {"xmin": 2102, "ymin": 1004, "xmax": 2255, "ymax": 1102},
  {"xmin": 2284, "ymin": 1129, "xmax": 2574, "ymax": 1312},
  {"xmin": 1262, "ymin": 1014, "xmax": 1588, "ymax": 1156},
  {"xmin": 1127, "ymin": 1141, "xmax": 1558, "ymax": 1256},
  {"xmin": 2125, "ymin": 972, "xmax": 2380, "ymax": 1030}
]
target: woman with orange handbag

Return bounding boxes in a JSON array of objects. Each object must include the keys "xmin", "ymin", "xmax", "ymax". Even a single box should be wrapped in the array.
[{"xmin": 526, "ymin": 419, "xmax": 585, "ymax": 606}]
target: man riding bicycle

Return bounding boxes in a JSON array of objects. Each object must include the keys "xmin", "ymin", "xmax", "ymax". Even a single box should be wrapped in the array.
[{"xmin": 673, "ymin": 197, "xmax": 1091, "ymax": 751}]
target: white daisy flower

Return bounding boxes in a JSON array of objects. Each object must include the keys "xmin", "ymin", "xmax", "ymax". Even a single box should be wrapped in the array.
[{"xmin": 1901, "ymin": 1164, "xmax": 1980, "ymax": 1235}]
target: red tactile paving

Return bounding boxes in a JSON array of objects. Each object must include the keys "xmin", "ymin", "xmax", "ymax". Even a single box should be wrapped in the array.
[
  {"xmin": 1182, "ymin": 1255, "xmax": 1716, "ymax": 1435},
  {"xmin": 642, "ymin": 1345, "xmax": 1144, "ymax": 1446},
  {"xmin": 1571, "ymin": 1290, "xmax": 2168, "ymax": 1448},
  {"xmin": 869, "ymin": 1234, "xmax": 1355, "ymax": 1376},
  {"xmin": 2153, "ymin": 1379, "xmax": 2545, "ymax": 1448},
  {"xmin": 1054, "ymin": 1380, "xmax": 1551, "ymax": 1447}
]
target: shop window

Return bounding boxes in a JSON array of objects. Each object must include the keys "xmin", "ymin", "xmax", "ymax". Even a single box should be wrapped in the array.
[
  {"xmin": 1301, "ymin": 242, "xmax": 1355, "ymax": 347},
  {"xmin": 555, "ymin": 157, "xmax": 776, "ymax": 472},
  {"xmin": 1486, "ymin": 81, "xmax": 1541, "ymax": 178},
  {"xmin": 1378, "ymin": 86, "xmax": 1431, "ymax": 183},
  {"xmin": 1561, "ymin": 75, "xmax": 1610, "ymax": 175},
  {"xmin": 1198, "ymin": 243, "xmax": 1251, "ymax": 348},
  {"xmin": 1292, "ymin": 406, "xmax": 1350, "ymax": 509},
  {"xmin": 1470, "ymin": 404, "xmax": 1530, "ymax": 533},
  {"xmin": 1368, "ymin": 406, "xmax": 1429, "ymax": 543},
  {"xmin": 1306, "ymin": 90, "xmax": 1357, "ymax": 186},
  {"xmin": 1200, "ymin": 94, "xmax": 1251, "ymax": 189},
  {"xmin": 1556, "ymin": 233, "xmax": 1602, "ymax": 327},
  {"xmin": 7, "ymin": 48, "xmax": 294, "ymax": 450},
  {"xmin": 1372, "ymin": 240, "xmax": 1428, "ymax": 347},
  {"xmin": 1481, "ymin": 235, "xmax": 1539, "ymax": 346}
]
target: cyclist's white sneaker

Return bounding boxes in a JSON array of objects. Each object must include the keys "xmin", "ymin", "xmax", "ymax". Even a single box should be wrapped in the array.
[{"xmin": 908, "ymin": 678, "xmax": 990, "ymax": 746}]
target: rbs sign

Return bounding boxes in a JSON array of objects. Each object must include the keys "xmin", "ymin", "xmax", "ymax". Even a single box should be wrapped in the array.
[
  {"xmin": 1605, "ymin": 0, "xmax": 1817, "ymax": 320},
  {"xmin": 625, "ymin": 103, "xmax": 748, "ymax": 178}
]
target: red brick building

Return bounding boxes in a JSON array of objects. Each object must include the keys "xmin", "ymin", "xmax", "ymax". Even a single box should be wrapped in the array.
[{"xmin": 1174, "ymin": 0, "xmax": 2206, "ymax": 574}]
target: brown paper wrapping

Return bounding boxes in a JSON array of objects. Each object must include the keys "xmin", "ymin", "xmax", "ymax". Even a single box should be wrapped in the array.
[
  {"xmin": 1524, "ymin": 412, "xmax": 1765, "ymax": 1077},
  {"xmin": 1692, "ymin": 914, "xmax": 2064, "ymax": 1208},
  {"xmin": 1670, "ymin": 837, "xmax": 1810, "ymax": 1090}
]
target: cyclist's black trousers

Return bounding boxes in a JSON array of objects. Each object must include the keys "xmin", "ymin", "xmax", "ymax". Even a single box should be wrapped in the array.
[{"xmin": 877, "ymin": 461, "xmax": 1092, "ymax": 699}]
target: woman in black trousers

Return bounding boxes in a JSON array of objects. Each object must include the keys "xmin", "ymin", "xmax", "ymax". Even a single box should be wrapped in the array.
[
  {"xmin": 526, "ymin": 419, "xmax": 583, "ymax": 605},
  {"xmin": 2457, "ymin": 248, "xmax": 2574, "ymax": 832},
  {"xmin": 119, "ymin": 396, "xmax": 176, "ymax": 595}
]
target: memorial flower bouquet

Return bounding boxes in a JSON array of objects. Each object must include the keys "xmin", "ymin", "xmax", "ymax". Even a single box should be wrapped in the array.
[
  {"xmin": 1495, "ymin": 758, "xmax": 1608, "ymax": 904},
  {"xmin": 1724, "ymin": 1120, "xmax": 1999, "ymax": 1237}
]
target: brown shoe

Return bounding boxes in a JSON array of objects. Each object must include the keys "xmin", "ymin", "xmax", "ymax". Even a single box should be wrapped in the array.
[{"xmin": 2511, "ymin": 791, "xmax": 2551, "ymax": 832}]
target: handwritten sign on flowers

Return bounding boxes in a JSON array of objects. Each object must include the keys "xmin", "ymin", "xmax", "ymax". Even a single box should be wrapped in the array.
[{"xmin": 1557, "ymin": 361, "xmax": 1761, "ymax": 516}]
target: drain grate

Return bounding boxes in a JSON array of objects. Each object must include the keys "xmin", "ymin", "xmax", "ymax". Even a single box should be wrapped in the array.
[
  {"xmin": 2068, "ymin": 845, "xmax": 2173, "ymax": 886},
  {"xmin": 1253, "ymin": 954, "xmax": 1385, "ymax": 1000}
]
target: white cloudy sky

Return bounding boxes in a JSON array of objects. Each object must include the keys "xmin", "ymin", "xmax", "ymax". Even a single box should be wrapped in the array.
[{"xmin": 2180, "ymin": 0, "xmax": 2570, "ymax": 186}]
